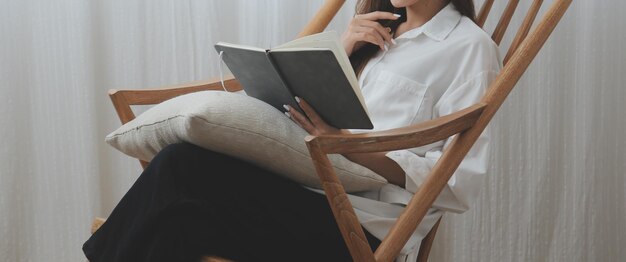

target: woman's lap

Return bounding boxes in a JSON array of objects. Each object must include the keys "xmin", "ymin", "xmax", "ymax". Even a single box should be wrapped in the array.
[{"xmin": 84, "ymin": 142, "xmax": 380, "ymax": 262}]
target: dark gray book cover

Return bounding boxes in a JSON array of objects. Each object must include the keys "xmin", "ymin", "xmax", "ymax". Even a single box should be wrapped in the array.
[
  {"xmin": 214, "ymin": 42, "xmax": 373, "ymax": 129},
  {"xmin": 268, "ymin": 49, "xmax": 373, "ymax": 129},
  {"xmin": 214, "ymin": 44, "xmax": 301, "ymax": 115}
]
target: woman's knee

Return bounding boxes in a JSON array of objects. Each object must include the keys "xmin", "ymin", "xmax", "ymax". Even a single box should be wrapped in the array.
[
  {"xmin": 149, "ymin": 142, "xmax": 238, "ymax": 183},
  {"xmin": 157, "ymin": 142, "xmax": 202, "ymax": 159},
  {"xmin": 152, "ymin": 142, "xmax": 221, "ymax": 167},
  {"xmin": 148, "ymin": 143, "xmax": 211, "ymax": 179}
]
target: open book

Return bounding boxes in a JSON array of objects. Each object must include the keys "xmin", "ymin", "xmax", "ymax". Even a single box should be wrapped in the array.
[{"xmin": 214, "ymin": 31, "xmax": 373, "ymax": 129}]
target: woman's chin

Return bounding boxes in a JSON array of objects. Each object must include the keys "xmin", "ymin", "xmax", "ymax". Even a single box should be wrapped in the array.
[{"xmin": 390, "ymin": 0, "xmax": 419, "ymax": 8}]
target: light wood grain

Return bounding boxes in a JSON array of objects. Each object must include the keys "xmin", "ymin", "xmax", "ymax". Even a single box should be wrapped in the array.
[
  {"xmin": 306, "ymin": 140, "xmax": 377, "ymax": 262},
  {"xmin": 504, "ymin": 0, "xmax": 544, "ymax": 65},
  {"xmin": 109, "ymin": 76, "xmax": 240, "ymax": 123},
  {"xmin": 372, "ymin": 1, "xmax": 572, "ymax": 260},
  {"xmin": 201, "ymin": 256, "xmax": 234, "ymax": 262},
  {"xmin": 98, "ymin": 0, "xmax": 573, "ymax": 261},
  {"xmin": 492, "ymin": 0, "xmax": 521, "ymax": 45},
  {"xmin": 91, "ymin": 217, "xmax": 106, "ymax": 234},
  {"xmin": 298, "ymin": 0, "xmax": 346, "ymax": 37},
  {"xmin": 309, "ymin": 103, "xmax": 486, "ymax": 154},
  {"xmin": 108, "ymin": 75, "xmax": 240, "ymax": 169},
  {"xmin": 415, "ymin": 217, "xmax": 442, "ymax": 262},
  {"xmin": 477, "ymin": 0, "xmax": 495, "ymax": 28}
]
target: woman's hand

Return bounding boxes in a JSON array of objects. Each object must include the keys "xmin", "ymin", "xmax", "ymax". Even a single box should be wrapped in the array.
[
  {"xmin": 284, "ymin": 97, "xmax": 406, "ymax": 187},
  {"xmin": 341, "ymin": 11, "xmax": 399, "ymax": 56},
  {"xmin": 284, "ymin": 97, "xmax": 349, "ymax": 136}
]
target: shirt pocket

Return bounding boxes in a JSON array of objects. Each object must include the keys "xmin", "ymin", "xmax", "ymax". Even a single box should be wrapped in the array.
[{"xmin": 363, "ymin": 70, "xmax": 428, "ymax": 130}]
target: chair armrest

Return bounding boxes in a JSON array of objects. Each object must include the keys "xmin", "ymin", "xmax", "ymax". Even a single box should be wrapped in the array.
[
  {"xmin": 305, "ymin": 102, "xmax": 486, "ymax": 154},
  {"xmin": 108, "ymin": 75, "xmax": 241, "ymax": 125},
  {"xmin": 303, "ymin": 102, "xmax": 485, "ymax": 262},
  {"xmin": 107, "ymin": 75, "xmax": 242, "ymax": 171},
  {"xmin": 109, "ymin": 74, "xmax": 241, "ymax": 106}
]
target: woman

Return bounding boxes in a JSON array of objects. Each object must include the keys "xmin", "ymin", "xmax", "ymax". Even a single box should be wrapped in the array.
[{"xmin": 83, "ymin": 0, "xmax": 501, "ymax": 261}]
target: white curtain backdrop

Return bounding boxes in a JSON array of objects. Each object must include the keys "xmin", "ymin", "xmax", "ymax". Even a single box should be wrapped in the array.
[{"xmin": 1, "ymin": 0, "xmax": 624, "ymax": 261}]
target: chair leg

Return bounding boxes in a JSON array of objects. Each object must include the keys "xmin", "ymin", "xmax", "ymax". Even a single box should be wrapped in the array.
[
  {"xmin": 415, "ymin": 217, "xmax": 442, "ymax": 262},
  {"xmin": 201, "ymin": 256, "xmax": 234, "ymax": 262},
  {"xmin": 91, "ymin": 217, "xmax": 107, "ymax": 234}
]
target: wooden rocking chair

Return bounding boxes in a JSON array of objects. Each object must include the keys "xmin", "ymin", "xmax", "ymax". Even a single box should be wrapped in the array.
[{"xmin": 91, "ymin": 0, "xmax": 572, "ymax": 261}]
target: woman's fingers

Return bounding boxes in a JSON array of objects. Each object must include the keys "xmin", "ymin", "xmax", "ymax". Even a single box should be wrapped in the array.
[
  {"xmin": 355, "ymin": 19, "xmax": 393, "ymax": 45},
  {"xmin": 355, "ymin": 27, "xmax": 386, "ymax": 50},
  {"xmin": 355, "ymin": 29, "xmax": 386, "ymax": 50},
  {"xmin": 285, "ymin": 105, "xmax": 316, "ymax": 134},
  {"xmin": 285, "ymin": 99, "xmax": 346, "ymax": 136},
  {"xmin": 355, "ymin": 11, "xmax": 400, "ymax": 22},
  {"xmin": 342, "ymin": 11, "xmax": 399, "ymax": 56},
  {"xmin": 295, "ymin": 97, "xmax": 328, "ymax": 129}
]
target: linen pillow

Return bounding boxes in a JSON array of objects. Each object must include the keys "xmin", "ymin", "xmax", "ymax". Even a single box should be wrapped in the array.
[{"xmin": 105, "ymin": 90, "xmax": 388, "ymax": 192}]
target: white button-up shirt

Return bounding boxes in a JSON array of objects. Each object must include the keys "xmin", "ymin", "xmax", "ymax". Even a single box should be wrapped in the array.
[{"xmin": 308, "ymin": 3, "xmax": 502, "ymax": 261}]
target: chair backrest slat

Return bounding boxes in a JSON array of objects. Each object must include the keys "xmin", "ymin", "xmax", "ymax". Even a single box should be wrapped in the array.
[
  {"xmin": 103, "ymin": 1, "xmax": 572, "ymax": 261},
  {"xmin": 479, "ymin": 0, "xmax": 547, "ymax": 65},
  {"xmin": 298, "ymin": 0, "xmax": 346, "ymax": 37},
  {"xmin": 484, "ymin": 0, "xmax": 570, "ymax": 113},
  {"xmin": 504, "ymin": 0, "xmax": 545, "ymax": 64},
  {"xmin": 492, "ymin": 0, "xmax": 521, "ymax": 45},
  {"xmin": 373, "ymin": 1, "xmax": 573, "ymax": 260},
  {"xmin": 477, "ymin": 0, "xmax": 495, "ymax": 28}
]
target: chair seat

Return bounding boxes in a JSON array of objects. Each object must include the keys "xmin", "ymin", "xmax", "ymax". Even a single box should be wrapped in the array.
[{"xmin": 90, "ymin": 217, "xmax": 106, "ymax": 234}]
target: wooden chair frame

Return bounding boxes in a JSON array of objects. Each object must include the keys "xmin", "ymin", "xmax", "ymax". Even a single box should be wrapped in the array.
[{"xmin": 92, "ymin": 0, "xmax": 572, "ymax": 261}]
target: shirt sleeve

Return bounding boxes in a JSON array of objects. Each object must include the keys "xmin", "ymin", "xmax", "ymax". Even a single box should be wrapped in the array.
[{"xmin": 385, "ymin": 70, "xmax": 499, "ymax": 213}]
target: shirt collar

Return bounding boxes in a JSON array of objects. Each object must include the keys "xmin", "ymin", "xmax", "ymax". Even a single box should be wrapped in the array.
[{"xmin": 395, "ymin": 2, "xmax": 462, "ymax": 42}]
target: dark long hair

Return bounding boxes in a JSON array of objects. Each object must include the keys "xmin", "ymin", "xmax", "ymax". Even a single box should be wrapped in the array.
[{"xmin": 350, "ymin": 0, "xmax": 476, "ymax": 76}]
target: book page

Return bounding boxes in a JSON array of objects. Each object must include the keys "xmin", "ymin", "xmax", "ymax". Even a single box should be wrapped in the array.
[
  {"xmin": 273, "ymin": 31, "xmax": 369, "ymax": 116},
  {"xmin": 274, "ymin": 30, "xmax": 337, "ymax": 49},
  {"xmin": 214, "ymin": 41, "xmax": 267, "ymax": 52}
]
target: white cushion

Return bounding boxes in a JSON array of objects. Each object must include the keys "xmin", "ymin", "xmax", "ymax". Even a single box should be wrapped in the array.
[{"xmin": 105, "ymin": 90, "xmax": 388, "ymax": 192}]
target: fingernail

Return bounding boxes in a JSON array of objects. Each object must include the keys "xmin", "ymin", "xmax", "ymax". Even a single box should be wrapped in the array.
[
  {"xmin": 391, "ymin": 39, "xmax": 397, "ymax": 45},
  {"xmin": 283, "ymin": 104, "xmax": 290, "ymax": 111},
  {"xmin": 285, "ymin": 112, "xmax": 291, "ymax": 118},
  {"xmin": 387, "ymin": 27, "xmax": 391, "ymax": 32},
  {"xmin": 393, "ymin": 14, "xmax": 401, "ymax": 18},
  {"xmin": 295, "ymin": 96, "xmax": 301, "ymax": 103},
  {"xmin": 384, "ymin": 44, "xmax": 388, "ymax": 51}
]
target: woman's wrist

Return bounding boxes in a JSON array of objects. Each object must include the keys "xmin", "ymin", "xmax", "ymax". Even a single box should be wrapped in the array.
[{"xmin": 342, "ymin": 36, "xmax": 354, "ymax": 56}]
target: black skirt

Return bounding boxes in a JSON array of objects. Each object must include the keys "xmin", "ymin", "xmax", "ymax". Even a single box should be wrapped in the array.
[{"xmin": 83, "ymin": 142, "xmax": 380, "ymax": 262}]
